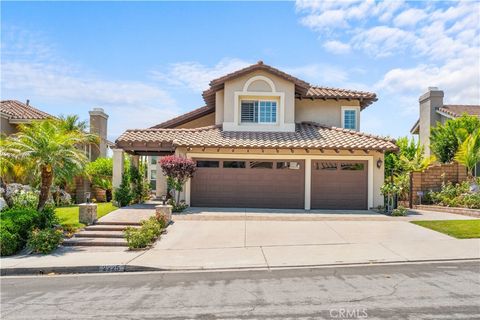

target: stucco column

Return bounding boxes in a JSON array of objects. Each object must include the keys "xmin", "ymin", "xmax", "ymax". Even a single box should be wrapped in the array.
[
  {"xmin": 304, "ymin": 158, "xmax": 311, "ymax": 210},
  {"xmin": 156, "ymin": 158, "xmax": 168, "ymax": 197},
  {"xmin": 131, "ymin": 155, "xmax": 140, "ymax": 169},
  {"xmin": 112, "ymin": 148, "xmax": 124, "ymax": 189}
]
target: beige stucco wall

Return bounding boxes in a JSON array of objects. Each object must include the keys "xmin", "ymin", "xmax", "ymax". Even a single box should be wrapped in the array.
[
  {"xmin": 222, "ymin": 70, "xmax": 295, "ymax": 131},
  {"xmin": 1, "ymin": 117, "xmax": 17, "ymax": 135},
  {"xmin": 181, "ymin": 147, "xmax": 385, "ymax": 209},
  {"xmin": 295, "ymin": 99, "xmax": 360, "ymax": 128},
  {"xmin": 175, "ymin": 112, "xmax": 216, "ymax": 129},
  {"xmin": 215, "ymin": 90, "xmax": 224, "ymax": 125}
]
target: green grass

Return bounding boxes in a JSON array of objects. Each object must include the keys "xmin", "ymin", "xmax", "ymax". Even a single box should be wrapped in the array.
[
  {"xmin": 411, "ymin": 220, "xmax": 480, "ymax": 239},
  {"xmin": 55, "ymin": 202, "xmax": 118, "ymax": 229}
]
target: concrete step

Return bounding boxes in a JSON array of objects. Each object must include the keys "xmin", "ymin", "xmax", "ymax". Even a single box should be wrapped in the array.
[
  {"xmin": 63, "ymin": 237, "xmax": 128, "ymax": 247},
  {"xmin": 84, "ymin": 225, "xmax": 139, "ymax": 232},
  {"xmin": 96, "ymin": 221, "xmax": 141, "ymax": 226},
  {"xmin": 75, "ymin": 230, "xmax": 125, "ymax": 238}
]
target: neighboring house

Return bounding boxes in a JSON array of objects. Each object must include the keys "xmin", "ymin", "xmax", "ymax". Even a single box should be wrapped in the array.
[
  {"xmin": 410, "ymin": 87, "xmax": 480, "ymax": 175},
  {"xmin": 115, "ymin": 61, "xmax": 397, "ymax": 210},
  {"xmin": 1, "ymin": 100, "xmax": 53, "ymax": 135},
  {"xmin": 1, "ymin": 100, "xmax": 113, "ymax": 202}
]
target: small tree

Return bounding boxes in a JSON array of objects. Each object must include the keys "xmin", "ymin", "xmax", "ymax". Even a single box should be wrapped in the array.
[
  {"xmin": 159, "ymin": 156, "xmax": 196, "ymax": 205},
  {"xmin": 454, "ymin": 130, "xmax": 480, "ymax": 180}
]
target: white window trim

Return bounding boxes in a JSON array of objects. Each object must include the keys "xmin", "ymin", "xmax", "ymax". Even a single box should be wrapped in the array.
[
  {"xmin": 240, "ymin": 98, "xmax": 278, "ymax": 124},
  {"xmin": 341, "ymin": 106, "xmax": 360, "ymax": 131}
]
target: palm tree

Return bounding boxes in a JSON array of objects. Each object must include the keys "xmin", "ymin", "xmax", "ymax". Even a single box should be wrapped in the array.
[
  {"xmin": 2, "ymin": 119, "xmax": 95, "ymax": 211},
  {"xmin": 454, "ymin": 130, "xmax": 480, "ymax": 180}
]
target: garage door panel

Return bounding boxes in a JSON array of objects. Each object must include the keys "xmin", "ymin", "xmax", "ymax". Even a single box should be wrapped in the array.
[
  {"xmin": 191, "ymin": 159, "xmax": 305, "ymax": 209},
  {"xmin": 311, "ymin": 160, "xmax": 368, "ymax": 210}
]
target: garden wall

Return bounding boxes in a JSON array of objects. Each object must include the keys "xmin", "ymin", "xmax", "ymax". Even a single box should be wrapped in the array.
[{"xmin": 411, "ymin": 162, "xmax": 467, "ymax": 204}]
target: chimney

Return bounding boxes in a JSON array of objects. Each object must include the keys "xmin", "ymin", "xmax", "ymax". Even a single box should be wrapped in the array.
[
  {"xmin": 419, "ymin": 87, "xmax": 444, "ymax": 157},
  {"xmin": 89, "ymin": 107, "xmax": 109, "ymax": 160}
]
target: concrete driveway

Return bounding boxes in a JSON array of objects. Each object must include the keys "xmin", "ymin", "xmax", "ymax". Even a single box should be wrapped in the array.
[{"xmin": 131, "ymin": 210, "xmax": 480, "ymax": 270}]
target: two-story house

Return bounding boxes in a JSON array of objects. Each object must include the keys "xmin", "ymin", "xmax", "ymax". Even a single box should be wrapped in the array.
[{"xmin": 115, "ymin": 62, "xmax": 397, "ymax": 210}]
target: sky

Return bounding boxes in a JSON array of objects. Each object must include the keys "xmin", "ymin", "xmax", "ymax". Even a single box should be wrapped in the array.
[{"xmin": 1, "ymin": 1, "xmax": 479, "ymax": 142}]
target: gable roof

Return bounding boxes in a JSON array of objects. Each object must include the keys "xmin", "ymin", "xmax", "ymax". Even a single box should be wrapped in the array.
[
  {"xmin": 202, "ymin": 61, "xmax": 377, "ymax": 109},
  {"xmin": 438, "ymin": 105, "xmax": 480, "ymax": 118},
  {"xmin": 151, "ymin": 105, "xmax": 214, "ymax": 129},
  {"xmin": 117, "ymin": 122, "xmax": 397, "ymax": 152},
  {"xmin": 1, "ymin": 100, "xmax": 53, "ymax": 121}
]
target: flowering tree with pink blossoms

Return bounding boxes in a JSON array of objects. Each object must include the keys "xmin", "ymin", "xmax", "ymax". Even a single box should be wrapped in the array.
[{"xmin": 159, "ymin": 156, "xmax": 196, "ymax": 206}]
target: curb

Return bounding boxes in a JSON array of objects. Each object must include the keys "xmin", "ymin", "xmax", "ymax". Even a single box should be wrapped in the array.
[{"xmin": 2, "ymin": 258, "xmax": 479, "ymax": 277}]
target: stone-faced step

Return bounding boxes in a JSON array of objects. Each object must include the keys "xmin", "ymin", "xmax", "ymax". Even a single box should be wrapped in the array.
[
  {"xmin": 75, "ymin": 230, "xmax": 125, "ymax": 238},
  {"xmin": 84, "ymin": 225, "xmax": 140, "ymax": 232},
  {"xmin": 63, "ymin": 237, "xmax": 128, "ymax": 247},
  {"xmin": 96, "ymin": 221, "xmax": 141, "ymax": 226}
]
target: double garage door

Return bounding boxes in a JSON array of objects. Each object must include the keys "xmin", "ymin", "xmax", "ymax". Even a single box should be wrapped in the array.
[{"xmin": 191, "ymin": 159, "xmax": 367, "ymax": 210}]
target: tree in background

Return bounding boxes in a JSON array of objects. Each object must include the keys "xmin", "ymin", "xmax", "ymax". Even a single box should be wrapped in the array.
[
  {"xmin": 2, "ymin": 119, "xmax": 97, "ymax": 211},
  {"xmin": 130, "ymin": 159, "xmax": 150, "ymax": 204},
  {"xmin": 86, "ymin": 157, "xmax": 113, "ymax": 201},
  {"xmin": 430, "ymin": 114, "xmax": 480, "ymax": 163},
  {"xmin": 159, "ymin": 156, "xmax": 196, "ymax": 207}
]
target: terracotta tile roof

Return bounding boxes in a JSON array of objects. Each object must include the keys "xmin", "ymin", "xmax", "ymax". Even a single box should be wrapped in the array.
[
  {"xmin": 151, "ymin": 106, "xmax": 214, "ymax": 129},
  {"xmin": 305, "ymin": 86, "xmax": 376, "ymax": 100},
  {"xmin": 117, "ymin": 122, "xmax": 397, "ymax": 151},
  {"xmin": 202, "ymin": 61, "xmax": 377, "ymax": 109},
  {"xmin": 209, "ymin": 60, "xmax": 310, "ymax": 89},
  {"xmin": 438, "ymin": 105, "xmax": 480, "ymax": 118},
  {"xmin": 1, "ymin": 100, "xmax": 53, "ymax": 120}
]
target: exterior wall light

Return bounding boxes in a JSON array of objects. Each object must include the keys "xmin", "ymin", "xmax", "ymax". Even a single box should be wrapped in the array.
[
  {"xmin": 161, "ymin": 194, "xmax": 167, "ymax": 205},
  {"xmin": 376, "ymin": 158, "xmax": 383, "ymax": 169}
]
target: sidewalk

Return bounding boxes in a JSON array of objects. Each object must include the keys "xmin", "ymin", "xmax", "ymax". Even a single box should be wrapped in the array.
[{"xmin": 2, "ymin": 209, "xmax": 479, "ymax": 275}]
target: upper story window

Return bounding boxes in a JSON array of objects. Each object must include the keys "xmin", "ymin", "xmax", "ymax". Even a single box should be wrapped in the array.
[
  {"xmin": 240, "ymin": 100, "xmax": 277, "ymax": 124},
  {"xmin": 342, "ymin": 108, "xmax": 357, "ymax": 130}
]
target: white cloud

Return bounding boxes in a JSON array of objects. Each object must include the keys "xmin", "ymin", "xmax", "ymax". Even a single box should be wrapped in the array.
[
  {"xmin": 393, "ymin": 8, "xmax": 428, "ymax": 27},
  {"xmin": 376, "ymin": 49, "xmax": 480, "ymax": 105},
  {"xmin": 352, "ymin": 26, "xmax": 417, "ymax": 57},
  {"xmin": 1, "ymin": 26, "xmax": 181, "ymax": 138},
  {"xmin": 150, "ymin": 58, "xmax": 251, "ymax": 92},
  {"xmin": 323, "ymin": 40, "xmax": 351, "ymax": 54}
]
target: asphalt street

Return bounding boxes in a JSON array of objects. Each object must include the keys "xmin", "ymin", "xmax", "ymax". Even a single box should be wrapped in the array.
[{"xmin": 1, "ymin": 261, "xmax": 480, "ymax": 319}]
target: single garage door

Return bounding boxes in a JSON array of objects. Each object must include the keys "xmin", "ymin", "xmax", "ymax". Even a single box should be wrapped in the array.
[
  {"xmin": 191, "ymin": 159, "xmax": 304, "ymax": 208},
  {"xmin": 311, "ymin": 160, "xmax": 368, "ymax": 210}
]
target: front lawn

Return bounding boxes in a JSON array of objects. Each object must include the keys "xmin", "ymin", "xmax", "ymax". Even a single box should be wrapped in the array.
[
  {"xmin": 55, "ymin": 202, "xmax": 118, "ymax": 229},
  {"xmin": 411, "ymin": 220, "xmax": 480, "ymax": 239}
]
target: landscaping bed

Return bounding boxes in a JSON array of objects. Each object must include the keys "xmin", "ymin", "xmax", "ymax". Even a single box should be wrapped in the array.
[{"xmin": 411, "ymin": 220, "xmax": 480, "ymax": 239}]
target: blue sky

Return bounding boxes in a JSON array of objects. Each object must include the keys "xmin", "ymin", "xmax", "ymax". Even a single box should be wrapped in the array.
[{"xmin": 2, "ymin": 1, "xmax": 479, "ymax": 141}]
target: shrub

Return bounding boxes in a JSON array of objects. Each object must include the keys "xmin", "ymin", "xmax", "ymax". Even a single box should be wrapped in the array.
[
  {"xmin": 428, "ymin": 181, "xmax": 480, "ymax": 209},
  {"xmin": 392, "ymin": 206, "xmax": 408, "ymax": 216},
  {"xmin": 0, "ymin": 226, "xmax": 19, "ymax": 256},
  {"xmin": 11, "ymin": 190, "xmax": 39, "ymax": 209},
  {"xmin": 114, "ymin": 173, "xmax": 133, "ymax": 207},
  {"xmin": 27, "ymin": 228, "xmax": 63, "ymax": 254},
  {"xmin": 167, "ymin": 198, "xmax": 188, "ymax": 213},
  {"xmin": 130, "ymin": 164, "xmax": 150, "ymax": 204},
  {"xmin": 124, "ymin": 217, "xmax": 164, "ymax": 249},
  {"xmin": 0, "ymin": 207, "xmax": 58, "ymax": 256}
]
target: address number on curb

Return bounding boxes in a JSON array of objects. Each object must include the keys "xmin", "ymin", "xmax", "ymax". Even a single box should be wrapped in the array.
[{"xmin": 99, "ymin": 265, "xmax": 125, "ymax": 273}]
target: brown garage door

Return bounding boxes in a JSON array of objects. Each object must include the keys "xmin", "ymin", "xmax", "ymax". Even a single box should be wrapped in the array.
[
  {"xmin": 311, "ymin": 160, "xmax": 368, "ymax": 210},
  {"xmin": 191, "ymin": 159, "xmax": 304, "ymax": 208}
]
